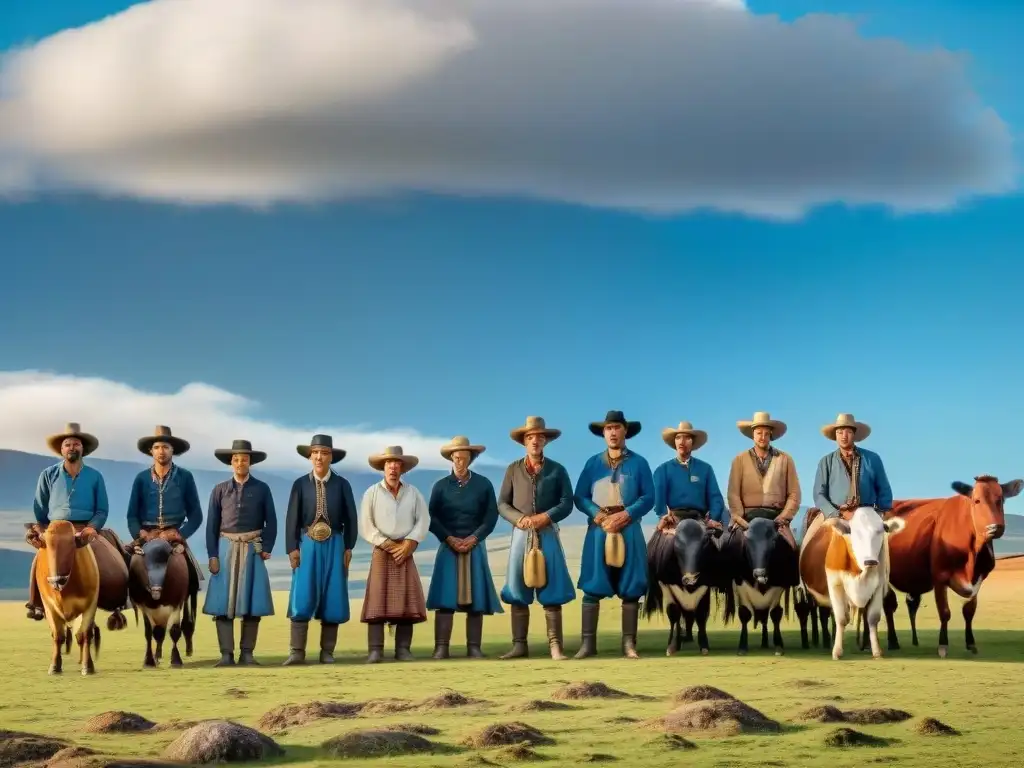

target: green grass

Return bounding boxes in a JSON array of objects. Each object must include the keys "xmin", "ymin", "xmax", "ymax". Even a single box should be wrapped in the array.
[{"xmin": 3, "ymin": 571, "xmax": 1023, "ymax": 768}]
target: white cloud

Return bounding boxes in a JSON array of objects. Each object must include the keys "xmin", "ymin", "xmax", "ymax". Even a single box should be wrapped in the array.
[
  {"xmin": 0, "ymin": 370, "xmax": 493, "ymax": 471},
  {"xmin": 0, "ymin": 0, "xmax": 1014, "ymax": 218}
]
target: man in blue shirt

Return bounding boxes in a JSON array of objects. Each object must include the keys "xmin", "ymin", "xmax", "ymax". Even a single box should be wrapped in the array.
[{"xmin": 653, "ymin": 420, "xmax": 726, "ymax": 533}]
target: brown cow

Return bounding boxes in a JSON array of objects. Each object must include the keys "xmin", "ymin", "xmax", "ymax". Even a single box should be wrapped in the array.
[
  {"xmin": 881, "ymin": 475, "xmax": 1022, "ymax": 657},
  {"xmin": 33, "ymin": 520, "xmax": 101, "ymax": 675}
]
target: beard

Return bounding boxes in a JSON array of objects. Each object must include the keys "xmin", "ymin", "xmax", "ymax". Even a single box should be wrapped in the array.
[{"xmin": 66, "ymin": 450, "xmax": 81, "ymax": 462}]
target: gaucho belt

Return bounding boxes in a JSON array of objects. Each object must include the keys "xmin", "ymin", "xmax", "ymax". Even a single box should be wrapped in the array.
[{"xmin": 669, "ymin": 507, "xmax": 704, "ymax": 520}]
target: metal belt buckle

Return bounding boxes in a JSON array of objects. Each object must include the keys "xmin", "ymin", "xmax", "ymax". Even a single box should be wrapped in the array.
[{"xmin": 307, "ymin": 521, "xmax": 332, "ymax": 542}]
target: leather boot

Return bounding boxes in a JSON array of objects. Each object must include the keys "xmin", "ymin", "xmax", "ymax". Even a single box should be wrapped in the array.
[
  {"xmin": 394, "ymin": 623, "xmax": 414, "ymax": 661},
  {"xmin": 282, "ymin": 620, "xmax": 308, "ymax": 666},
  {"xmin": 432, "ymin": 612, "xmax": 453, "ymax": 659},
  {"xmin": 545, "ymin": 606, "xmax": 567, "ymax": 660},
  {"xmin": 500, "ymin": 605, "xmax": 530, "ymax": 659},
  {"xmin": 366, "ymin": 622, "xmax": 385, "ymax": 664},
  {"xmin": 214, "ymin": 617, "xmax": 235, "ymax": 667},
  {"xmin": 319, "ymin": 622, "xmax": 339, "ymax": 663},
  {"xmin": 26, "ymin": 562, "xmax": 43, "ymax": 621},
  {"xmin": 621, "ymin": 600, "xmax": 640, "ymax": 659},
  {"xmin": 466, "ymin": 612, "xmax": 486, "ymax": 658},
  {"xmin": 238, "ymin": 617, "xmax": 260, "ymax": 665},
  {"xmin": 574, "ymin": 601, "xmax": 599, "ymax": 659}
]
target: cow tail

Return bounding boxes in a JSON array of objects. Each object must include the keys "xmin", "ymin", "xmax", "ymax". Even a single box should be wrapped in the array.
[
  {"xmin": 91, "ymin": 624, "xmax": 101, "ymax": 658},
  {"xmin": 642, "ymin": 533, "xmax": 671, "ymax": 621},
  {"xmin": 721, "ymin": 583, "xmax": 736, "ymax": 626},
  {"xmin": 783, "ymin": 586, "xmax": 792, "ymax": 620}
]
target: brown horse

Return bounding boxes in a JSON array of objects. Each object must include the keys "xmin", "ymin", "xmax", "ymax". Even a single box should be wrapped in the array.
[
  {"xmin": 33, "ymin": 520, "xmax": 101, "ymax": 676},
  {"xmin": 127, "ymin": 529, "xmax": 196, "ymax": 668},
  {"xmin": 879, "ymin": 475, "xmax": 1022, "ymax": 657}
]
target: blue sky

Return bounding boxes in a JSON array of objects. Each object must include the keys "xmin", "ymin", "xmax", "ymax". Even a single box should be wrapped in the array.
[{"xmin": 0, "ymin": 0, "xmax": 1021, "ymax": 510}]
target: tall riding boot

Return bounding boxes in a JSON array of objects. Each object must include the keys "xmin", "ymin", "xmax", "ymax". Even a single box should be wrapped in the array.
[
  {"xmin": 319, "ymin": 622, "xmax": 339, "ymax": 663},
  {"xmin": 500, "ymin": 605, "xmax": 530, "ymax": 659},
  {"xmin": 238, "ymin": 617, "xmax": 261, "ymax": 665},
  {"xmin": 282, "ymin": 620, "xmax": 308, "ymax": 665},
  {"xmin": 394, "ymin": 623, "xmax": 415, "ymax": 661},
  {"xmin": 545, "ymin": 605, "xmax": 567, "ymax": 660},
  {"xmin": 621, "ymin": 600, "xmax": 640, "ymax": 659},
  {"xmin": 574, "ymin": 601, "xmax": 600, "ymax": 659},
  {"xmin": 214, "ymin": 617, "xmax": 236, "ymax": 667},
  {"xmin": 25, "ymin": 560, "xmax": 43, "ymax": 621},
  {"xmin": 366, "ymin": 622, "xmax": 385, "ymax": 664},
  {"xmin": 466, "ymin": 612, "xmax": 486, "ymax": 658},
  {"xmin": 432, "ymin": 611, "xmax": 453, "ymax": 659}
]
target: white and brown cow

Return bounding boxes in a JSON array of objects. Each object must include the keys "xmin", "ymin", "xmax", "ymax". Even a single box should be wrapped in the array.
[{"xmin": 798, "ymin": 506, "xmax": 905, "ymax": 660}]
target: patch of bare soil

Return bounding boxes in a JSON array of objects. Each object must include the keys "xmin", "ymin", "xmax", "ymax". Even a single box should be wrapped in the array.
[
  {"xmin": 256, "ymin": 701, "xmax": 361, "ymax": 732},
  {"xmin": 798, "ymin": 706, "xmax": 911, "ymax": 725},
  {"xmin": 461, "ymin": 722, "xmax": 554, "ymax": 749},
  {"xmin": 82, "ymin": 713, "xmax": 155, "ymax": 734},
  {"xmin": 641, "ymin": 699, "xmax": 781, "ymax": 737},
  {"xmin": 579, "ymin": 753, "xmax": 618, "ymax": 762},
  {"xmin": 379, "ymin": 723, "xmax": 441, "ymax": 736},
  {"xmin": 162, "ymin": 721, "xmax": 284, "ymax": 763},
  {"xmin": 507, "ymin": 700, "xmax": 576, "ymax": 713},
  {"xmin": 914, "ymin": 718, "xmax": 960, "ymax": 736},
  {"xmin": 359, "ymin": 698, "xmax": 414, "ymax": 715},
  {"xmin": 673, "ymin": 686, "xmax": 735, "ymax": 704},
  {"xmin": 417, "ymin": 689, "xmax": 486, "ymax": 709},
  {"xmin": 822, "ymin": 727, "xmax": 895, "ymax": 748},
  {"xmin": 551, "ymin": 682, "xmax": 631, "ymax": 700},
  {"xmin": 225, "ymin": 688, "xmax": 247, "ymax": 699},
  {"xmin": 0, "ymin": 729, "xmax": 72, "ymax": 766},
  {"xmin": 321, "ymin": 730, "xmax": 437, "ymax": 759},
  {"xmin": 791, "ymin": 679, "xmax": 826, "ymax": 688},
  {"xmin": 649, "ymin": 734, "xmax": 697, "ymax": 751},
  {"xmin": 604, "ymin": 716, "xmax": 637, "ymax": 724},
  {"xmin": 497, "ymin": 744, "xmax": 545, "ymax": 761}
]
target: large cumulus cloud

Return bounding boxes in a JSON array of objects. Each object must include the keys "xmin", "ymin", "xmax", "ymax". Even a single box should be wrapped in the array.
[{"xmin": 0, "ymin": 0, "xmax": 1015, "ymax": 218}]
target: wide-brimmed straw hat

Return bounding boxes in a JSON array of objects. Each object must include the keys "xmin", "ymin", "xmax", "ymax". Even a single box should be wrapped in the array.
[
  {"xmin": 137, "ymin": 425, "xmax": 190, "ymax": 456},
  {"xmin": 822, "ymin": 413, "xmax": 871, "ymax": 442},
  {"xmin": 296, "ymin": 434, "xmax": 346, "ymax": 463},
  {"xmin": 661, "ymin": 421, "xmax": 708, "ymax": 451},
  {"xmin": 440, "ymin": 435, "xmax": 486, "ymax": 461},
  {"xmin": 589, "ymin": 410, "xmax": 641, "ymax": 439},
  {"xmin": 368, "ymin": 445, "xmax": 419, "ymax": 473},
  {"xmin": 214, "ymin": 439, "xmax": 267, "ymax": 465},
  {"xmin": 510, "ymin": 416, "xmax": 561, "ymax": 444},
  {"xmin": 737, "ymin": 411, "xmax": 787, "ymax": 440},
  {"xmin": 46, "ymin": 423, "xmax": 99, "ymax": 457}
]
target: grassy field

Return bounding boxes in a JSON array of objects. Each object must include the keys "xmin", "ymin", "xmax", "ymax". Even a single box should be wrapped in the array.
[{"xmin": 2, "ymin": 563, "xmax": 1024, "ymax": 767}]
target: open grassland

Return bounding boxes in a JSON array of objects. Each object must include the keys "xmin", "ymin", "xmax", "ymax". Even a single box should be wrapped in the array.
[{"xmin": 2, "ymin": 564, "xmax": 1023, "ymax": 767}]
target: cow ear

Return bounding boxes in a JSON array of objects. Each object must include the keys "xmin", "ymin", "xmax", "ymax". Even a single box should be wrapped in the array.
[
  {"xmin": 883, "ymin": 517, "xmax": 906, "ymax": 535},
  {"xmin": 1002, "ymin": 479, "xmax": 1023, "ymax": 499},
  {"xmin": 834, "ymin": 520, "xmax": 851, "ymax": 535},
  {"xmin": 951, "ymin": 481, "xmax": 972, "ymax": 497}
]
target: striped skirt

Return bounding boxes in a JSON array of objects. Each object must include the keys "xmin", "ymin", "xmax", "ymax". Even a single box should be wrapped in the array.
[{"xmin": 361, "ymin": 546, "xmax": 427, "ymax": 624}]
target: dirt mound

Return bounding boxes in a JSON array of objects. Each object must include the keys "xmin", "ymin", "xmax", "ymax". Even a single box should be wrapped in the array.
[
  {"xmin": 822, "ymin": 727, "xmax": 894, "ymax": 748},
  {"xmin": 496, "ymin": 745, "xmax": 545, "ymax": 761},
  {"xmin": 379, "ymin": 723, "xmax": 440, "ymax": 736},
  {"xmin": 359, "ymin": 698, "xmax": 414, "ymax": 715},
  {"xmin": 673, "ymin": 686, "xmax": 734, "ymax": 704},
  {"xmin": 551, "ymin": 682, "xmax": 630, "ymax": 700},
  {"xmin": 322, "ymin": 730, "xmax": 436, "ymax": 759},
  {"xmin": 82, "ymin": 712, "xmax": 155, "ymax": 734},
  {"xmin": 791, "ymin": 679, "xmax": 826, "ymax": 687},
  {"xmin": 798, "ymin": 706, "xmax": 911, "ymax": 725},
  {"xmin": 579, "ymin": 753, "xmax": 618, "ymax": 762},
  {"xmin": 649, "ymin": 734, "xmax": 697, "ymax": 750},
  {"xmin": 507, "ymin": 700, "xmax": 576, "ymax": 713},
  {"xmin": 604, "ymin": 716, "xmax": 637, "ymax": 724},
  {"xmin": 915, "ymin": 718, "xmax": 960, "ymax": 736},
  {"xmin": 256, "ymin": 701, "xmax": 361, "ymax": 732},
  {"xmin": 226, "ymin": 688, "xmax": 247, "ymax": 699},
  {"xmin": 461, "ymin": 722, "xmax": 553, "ymax": 748},
  {"xmin": 162, "ymin": 720, "xmax": 284, "ymax": 763},
  {"xmin": 48, "ymin": 747, "xmax": 99, "ymax": 762},
  {"xmin": 418, "ymin": 689, "xmax": 485, "ymax": 709},
  {"xmin": 0, "ymin": 729, "xmax": 71, "ymax": 766},
  {"xmin": 642, "ymin": 699, "xmax": 780, "ymax": 737}
]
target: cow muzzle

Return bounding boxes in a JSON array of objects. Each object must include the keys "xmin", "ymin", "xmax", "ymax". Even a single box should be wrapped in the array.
[
  {"xmin": 682, "ymin": 573, "xmax": 699, "ymax": 588},
  {"xmin": 47, "ymin": 574, "xmax": 69, "ymax": 591},
  {"xmin": 752, "ymin": 568, "xmax": 768, "ymax": 585},
  {"xmin": 986, "ymin": 524, "xmax": 1005, "ymax": 540}
]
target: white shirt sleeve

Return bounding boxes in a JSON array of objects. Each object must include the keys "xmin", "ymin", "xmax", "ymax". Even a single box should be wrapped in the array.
[
  {"xmin": 407, "ymin": 488, "xmax": 431, "ymax": 543},
  {"xmin": 359, "ymin": 485, "xmax": 388, "ymax": 548}
]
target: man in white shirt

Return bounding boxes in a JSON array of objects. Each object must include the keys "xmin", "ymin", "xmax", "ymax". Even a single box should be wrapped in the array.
[{"xmin": 359, "ymin": 445, "xmax": 430, "ymax": 663}]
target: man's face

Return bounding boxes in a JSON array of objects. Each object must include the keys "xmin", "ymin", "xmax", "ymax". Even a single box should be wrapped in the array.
[
  {"xmin": 752, "ymin": 426, "xmax": 772, "ymax": 449},
  {"xmin": 604, "ymin": 423, "xmax": 626, "ymax": 449},
  {"xmin": 231, "ymin": 453, "xmax": 251, "ymax": 475},
  {"xmin": 61, "ymin": 437, "xmax": 83, "ymax": 462},
  {"xmin": 384, "ymin": 459, "xmax": 403, "ymax": 485},
  {"xmin": 310, "ymin": 446, "xmax": 333, "ymax": 475},
  {"xmin": 675, "ymin": 433, "xmax": 694, "ymax": 458},
  {"xmin": 836, "ymin": 426, "xmax": 856, "ymax": 450},
  {"xmin": 151, "ymin": 441, "xmax": 173, "ymax": 466},
  {"xmin": 524, "ymin": 432, "xmax": 547, "ymax": 459},
  {"xmin": 451, "ymin": 450, "xmax": 471, "ymax": 475}
]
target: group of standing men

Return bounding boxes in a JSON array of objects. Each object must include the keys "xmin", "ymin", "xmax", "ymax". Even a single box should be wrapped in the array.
[{"xmin": 25, "ymin": 407, "xmax": 893, "ymax": 663}]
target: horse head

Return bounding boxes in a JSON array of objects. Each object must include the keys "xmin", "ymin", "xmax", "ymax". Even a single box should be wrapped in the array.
[
  {"xmin": 40, "ymin": 520, "xmax": 89, "ymax": 592},
  {"xmin": 673, "ymin": 517, "xmax": 710, "ymax": 588},
  {"xmin": 742, "ymin": 517, "xmax": 779, "ymax": 586},
  {"xmin": 832, "ymin": 506, "xmax": 905, "ymax": 571},
  {"xmin": 139, "ymin": 537, "xmax": 175, "ymax": 601},
  {"xmin": 952, "ymin": 476, "xmax": 1022, "ymax": 542}
]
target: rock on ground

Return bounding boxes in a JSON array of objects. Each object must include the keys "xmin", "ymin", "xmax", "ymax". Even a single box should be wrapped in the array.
[{"xmin": 162, "ymin": 721, "xmax": 284, "ymax": 763}]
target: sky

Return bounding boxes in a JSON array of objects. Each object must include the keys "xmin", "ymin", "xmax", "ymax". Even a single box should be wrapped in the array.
[{"xmin": 0, "ymin": 0, "xmax": 1021, "ymax": 512}]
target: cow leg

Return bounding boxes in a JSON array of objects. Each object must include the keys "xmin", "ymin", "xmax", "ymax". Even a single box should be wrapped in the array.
[
  {"xmin": 143, "ymin": 615, "xmax": 156, "ymax": 668},
  {"xmin": 934, "ymin": 585, "xmax": 952, "ymax": 658},
  {"xmin": 770, "ymin": 604, "xmax": 784, "ymax": 656},
  {"xmin": 153, "ymin": 623, "xmax": 167, "ymax": 663},
  {"xmin": 169, "ymin": 622, "xmax": 184, "ymax": 668},
  {"xmin": 682, "ymin": 612, "xmax": 695, "ymax": 643},
  {"xmin": 865, "ymin": 593, "xmax": 885, "ymax": 659},
  {"xmin": 695, "ymin": 592, "xmax": 711, "ymax": 656},
  {"xmin": 819, "ymin": 606, "xmax": 832, "ymax": 649},
  {"xmin": 666, "ymin": 602, "xmax": 682, "ymax": 656},
  {"xmin": 47, "ymin": 614, "xmax": 65, "ymax": 675},
  {"xmin": 77, "ymin": 603, "xmax": 99, "ymax": 676},
  {"xmin": 737, "ymin": 606, "xmax": 751, "ymax": 655},
  {"xmin": 906, "ymin": 594, "xmax": 921, "ymax": 646},
  {"xmin": 794, "ymin": 588, "xmax": 811, "ymax": 649},
  {"xmin": 827, "ymin": 582, "xmax": 848, "ymax": 661},
  {"xmin": 883, "ymin": 589, "xmax": 900, "ymax": 650},
  {"xmin": 810, "ymin": 608, "xmax": 820, "ymax": 647},
  {"xmin": 759, "ymin": 611, "xmax": 769, "ymax": 649},
  {"xmin": 183, "ymin": 610, "xmax": 196, "ymax": 659},
  {"xmin": 962, "ymin": 596, "xmax": 978, "ymax": 654}
]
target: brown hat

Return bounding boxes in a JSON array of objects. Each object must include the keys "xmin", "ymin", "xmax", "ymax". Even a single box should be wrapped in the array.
[
  {"xmin": 137, "ymin": 425, "xmax": 190, "ymax": 456},
  {"xmin": 368, "ymin": 445, "xmax": 419, "ymax": 473},
  {"xmin": 661, "ymin": 421, "xmax": 708, "ymax": 451},
  {"xmin": 737, "ymin": 411, "xmax": 787, "ymax": 440},
  {"xmin": 822, "ymin": 413, "xmax": 871, "ymax": 442},
  {"xmin": 440, "ymin": 435, "xmax": 486, "ymax": 461},
  {"xmin": 510, "ymin": 416, "xmax": 561, "ymax": 444},
  {"xmin": 46, "ymin": 423, "xmax": 99, "ymax": 457}
]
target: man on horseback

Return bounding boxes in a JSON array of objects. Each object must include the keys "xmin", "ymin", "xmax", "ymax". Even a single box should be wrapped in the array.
[
  {"xmin": 126, "ymin": 426, "xmax": 205, "ymax": 621},
  {"xmin": 653, "ymin": 421, "xmax": 726, "ymax": 533},
  {"xmin": 25, "ymin": 423, "xmax": 130, "ymax": 628}
]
